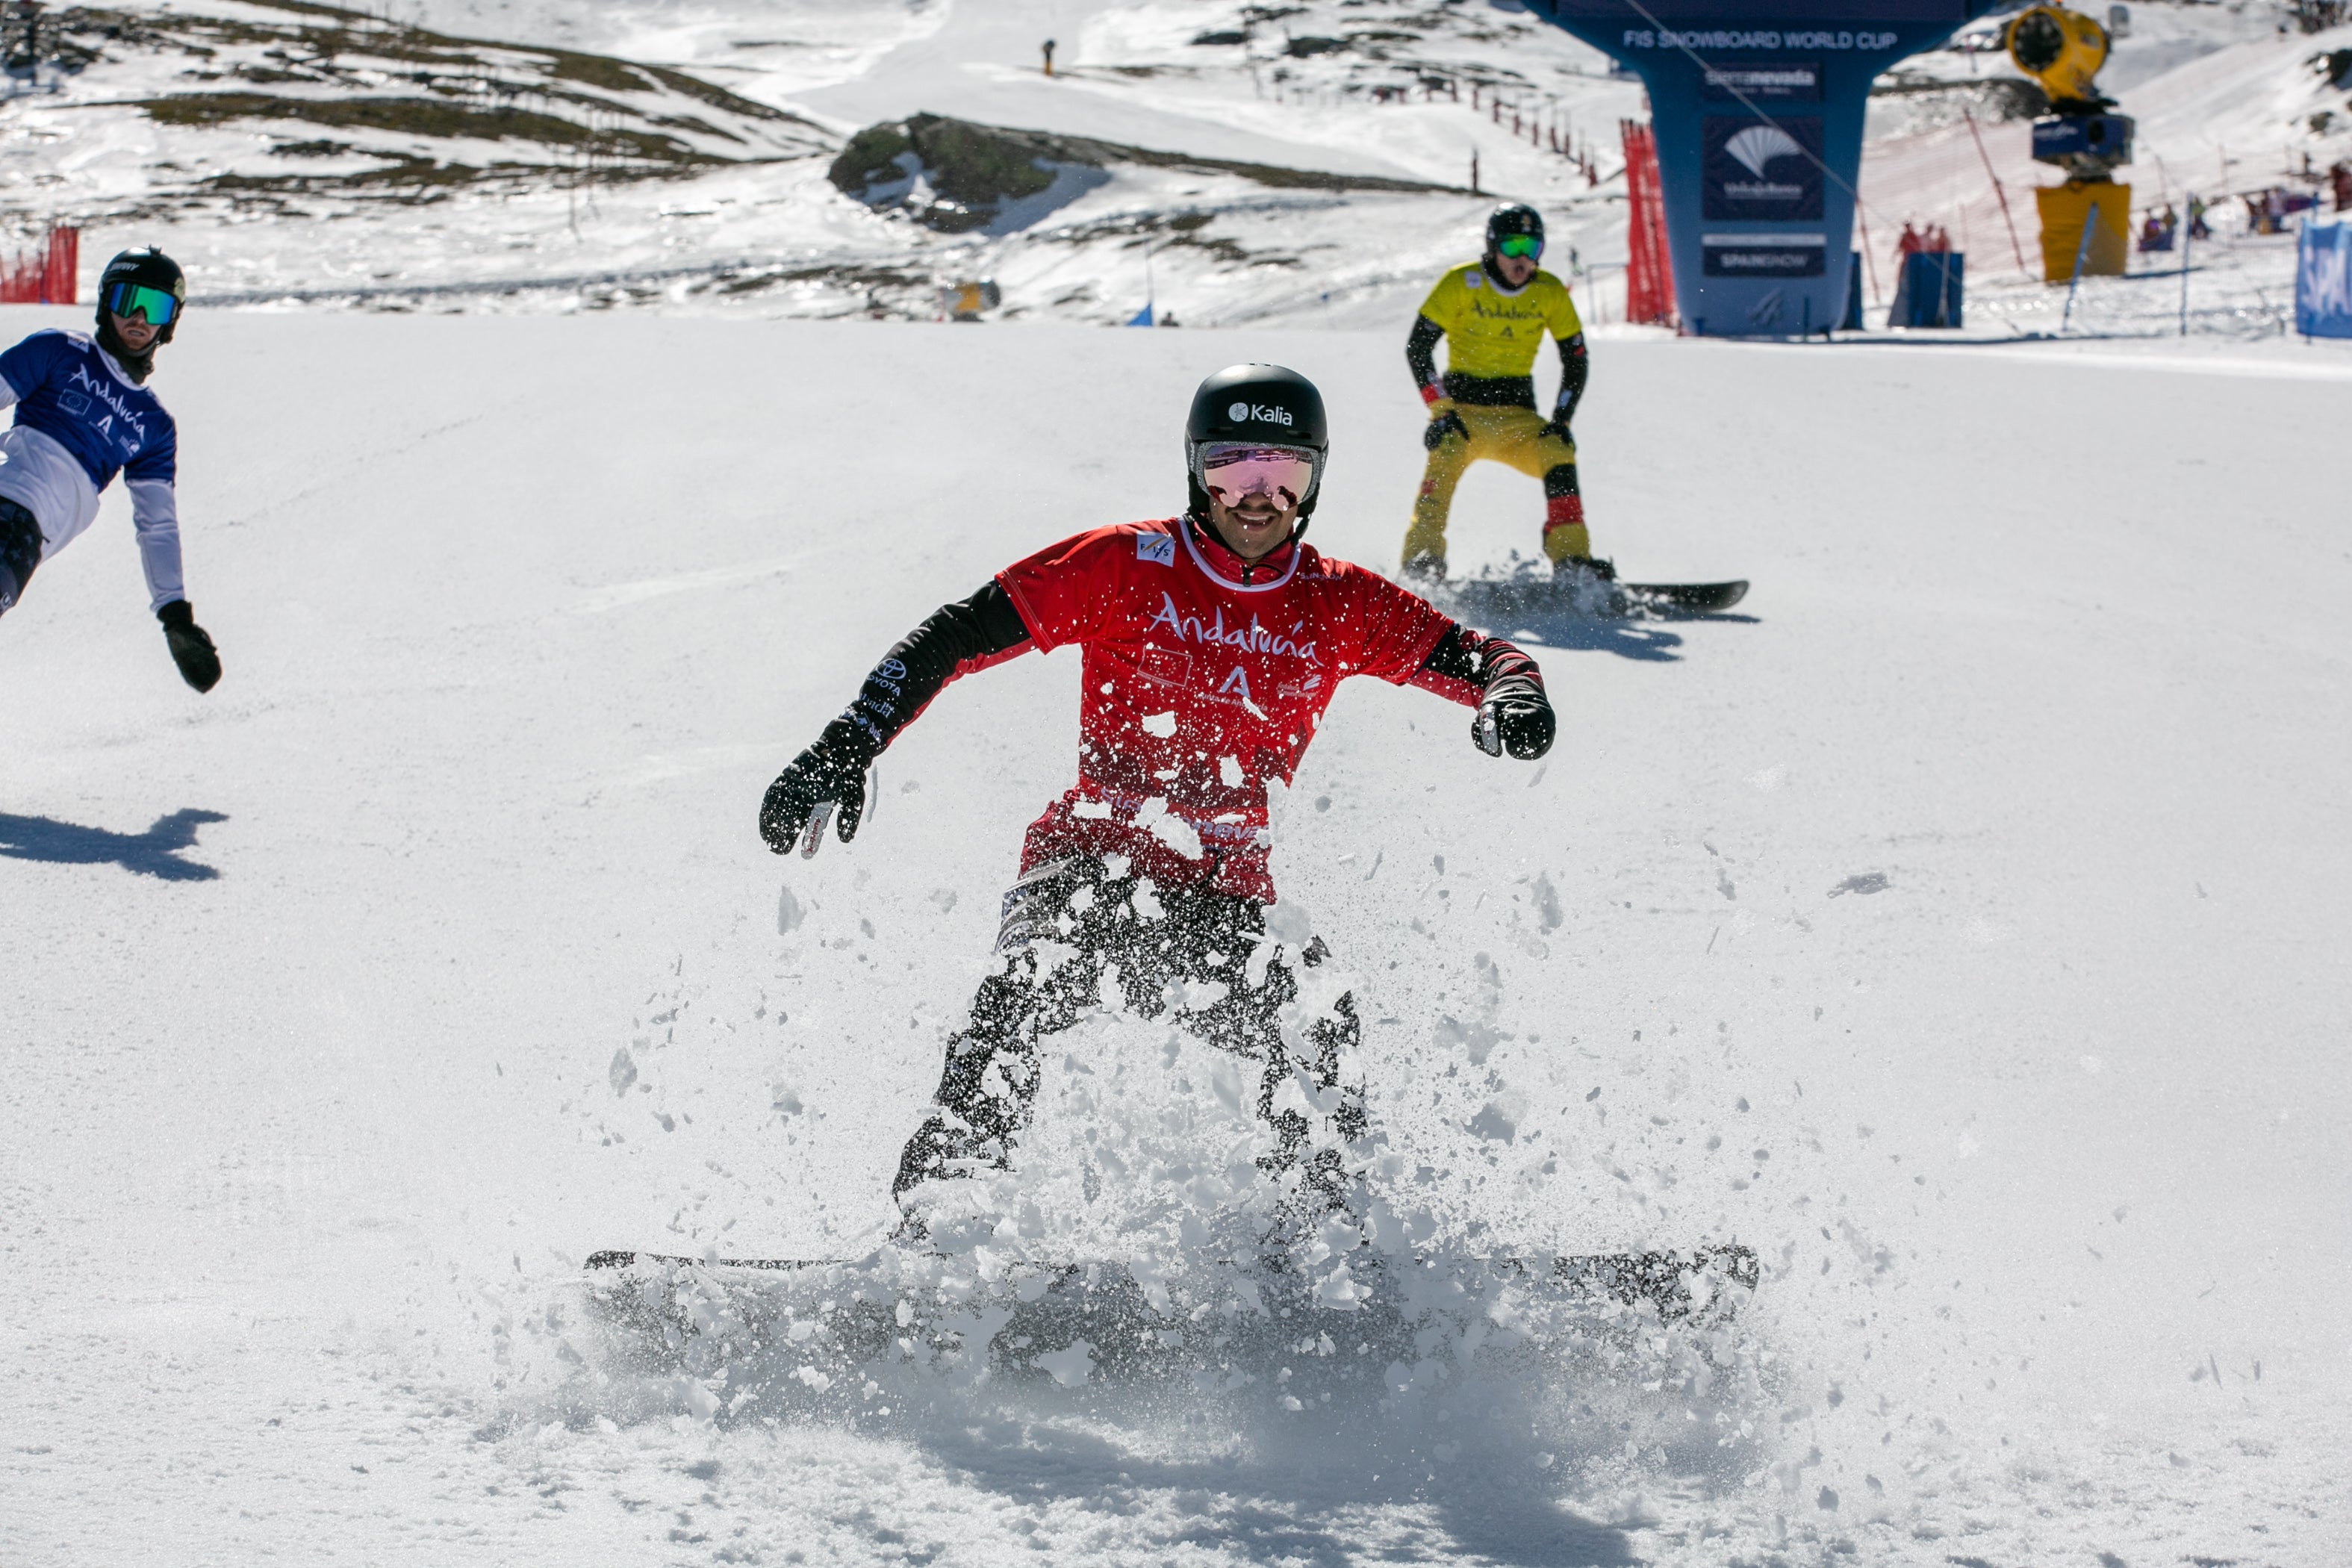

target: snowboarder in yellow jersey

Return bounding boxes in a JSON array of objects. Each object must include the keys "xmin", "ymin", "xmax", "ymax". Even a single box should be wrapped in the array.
[{"xmin": 1402, "ymin": 204, "xmax": 1605, "ymax": 589}]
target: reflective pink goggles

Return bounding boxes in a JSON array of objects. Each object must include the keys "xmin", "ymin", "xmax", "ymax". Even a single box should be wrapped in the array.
[{"xmin": 1197, "ymin": 442, "xmax": 1316, "ymax": 511}]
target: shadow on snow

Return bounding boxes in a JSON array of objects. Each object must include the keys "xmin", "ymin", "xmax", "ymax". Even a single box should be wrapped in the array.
[
  {"xmin": 1431, "ymin": 578, "xmax": 1759, "ymax": 665},
  {"xmin": 0, "ymin": 808, "xmax": 229, "ymax": 880}
]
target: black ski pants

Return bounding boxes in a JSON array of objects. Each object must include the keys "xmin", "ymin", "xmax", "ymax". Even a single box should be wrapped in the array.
[
  {"xmin": 893, "ymin": 856, "xmax": 1367, "ymax": 1212},
  {"xmin": 0, "ymin": 497, "xmax": 42, "ymax": 617}
]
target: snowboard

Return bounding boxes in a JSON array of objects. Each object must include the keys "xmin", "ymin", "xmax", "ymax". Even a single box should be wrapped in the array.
[
  {"xmin": 586, "ymin": 1242, "xmax": 1755, "ymax": 1313},
  {"xmin": 1617, "ymin": 579, "xmax": 1749, "ymax": 615},
  {"xmin": 1433, "ymin": 572, "xmax": 1748, "ymax": 624},
  {"xmin": 582, "ymin": 1242, "xmax": 1759, "ymax": 1373}
]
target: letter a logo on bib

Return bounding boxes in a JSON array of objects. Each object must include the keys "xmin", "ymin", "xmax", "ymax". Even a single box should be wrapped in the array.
[{"xmin": 1218, "ymin": 665, "xmax": 1254, "ymax": 704}]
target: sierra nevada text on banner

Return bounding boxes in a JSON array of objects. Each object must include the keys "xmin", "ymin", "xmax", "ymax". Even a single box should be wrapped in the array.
[{"xmin": 2295, "ymin": 218, "xmax": 2352, "ymax": 340}]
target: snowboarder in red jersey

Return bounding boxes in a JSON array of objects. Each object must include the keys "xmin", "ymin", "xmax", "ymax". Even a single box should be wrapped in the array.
[{"xmin": 759, "ymin": 364, "xmax": 1555, "ymax": 1225}]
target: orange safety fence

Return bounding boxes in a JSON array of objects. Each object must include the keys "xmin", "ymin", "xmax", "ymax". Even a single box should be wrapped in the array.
[{"xmin": 0, "ymin": 225, "xmax": 79, "ymax": 305}]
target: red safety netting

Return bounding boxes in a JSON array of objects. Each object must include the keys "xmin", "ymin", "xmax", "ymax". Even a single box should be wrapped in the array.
[
  {"xmin": 1620, "ymin": 122, "xmax": 1676, "ymax": 329},
  {"xmin": 1, "ymin": 225, "xmax": 80, "ymax": 305}
]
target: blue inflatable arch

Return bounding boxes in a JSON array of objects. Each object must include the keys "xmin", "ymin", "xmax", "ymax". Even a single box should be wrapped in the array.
[{"xmin": 1534, "ymin": 0, "xmax": 2013, "ymax": 335}]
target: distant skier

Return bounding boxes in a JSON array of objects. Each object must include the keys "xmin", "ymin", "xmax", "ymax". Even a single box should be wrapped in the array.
[
  {"xmin": 0, "ymin": 246, "xmax": 219, "ymax": 692},
  {"xmin": 758, "ymin": 364, "xmax": 1555, "ymax": 1226},
  {"xmin": 1401, "ymin": 203, "xmax": 1604, "ymax": 590}
]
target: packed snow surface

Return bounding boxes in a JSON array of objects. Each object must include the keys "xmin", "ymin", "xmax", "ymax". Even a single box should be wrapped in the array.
[{"xmin": 2, "ymin": 310, "xmax": 2348, "ymax": 1564}]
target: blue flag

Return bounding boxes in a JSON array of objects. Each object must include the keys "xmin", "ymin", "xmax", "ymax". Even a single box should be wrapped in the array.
[
  {"xmin": 2295, "ymin": 219, "xmax": 2352, "ymax": 340},
  {"xmin": 1126, "ymin": 302, "xmax": 1154, "ymax": 326}
]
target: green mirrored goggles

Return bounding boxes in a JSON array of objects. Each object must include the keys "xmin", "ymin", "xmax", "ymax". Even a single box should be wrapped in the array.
[
  {"xmin": 1496, "ymin": 234, "xmax": 1543, "ymax": 261},
  {"xmin": 105, "ymin": 281, "xmax": 180, "ymax": 327}
]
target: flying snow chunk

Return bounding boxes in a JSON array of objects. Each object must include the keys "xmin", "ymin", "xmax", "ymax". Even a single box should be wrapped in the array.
[
  {"xmin": 1135, "ymin": 797, "xmax": 1202, "ymax": 859},
  {"xmin": 1468, "ymin": 1100, "xmax": 1518, "ymax": 1142},
  {"xmin": 1141, "ymin": 711, "xmax": 1178, "ymax": 738},
  {"xmin": 609, "ymin": 1047, "xmax": 638, "ymax": 1096},
  {"xmin": 1263, "ymin": 898, "xmax": 1314, "ymax": 949},
  {"xmin": 777, "ymin": 884, "xmax": 807, "ymax": 934},
  {"xmin": 1316, "ymin": 1261, "xmax": 1368, "ymax": 1310},
  {"xmin": 1034, "ymin": 1339, "xmax": 1095, "ymax": 1386}
]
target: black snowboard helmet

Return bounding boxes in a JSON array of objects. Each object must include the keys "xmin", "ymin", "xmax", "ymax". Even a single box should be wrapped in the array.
[
  {"xmin": 96, "ymin": 246, "xmax": 187, "ymax": 345},
  {"xmin": 1184, "ymin": 363, "xmax": 1329, "ymax": 531},
  {"xmin": 1484, "ymin": 202, "xmax": 1546, "ymax": 258}
]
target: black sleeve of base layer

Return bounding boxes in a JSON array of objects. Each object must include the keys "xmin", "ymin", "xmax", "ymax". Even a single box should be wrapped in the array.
[
  {"xmin": 836, "ymin": 581, "xmax": 1033, "ymax": 758},
  {"xmin": 1406, "ymin": 314, "xmax": 1445, "ymax": 392},
  {"xmin": 1554, "ymin": 332, "xmax": 1589, "ymax": 423},
  {"xmin": 1413, "ymin": 623, "xmax": 1543, "ymax": 701}
]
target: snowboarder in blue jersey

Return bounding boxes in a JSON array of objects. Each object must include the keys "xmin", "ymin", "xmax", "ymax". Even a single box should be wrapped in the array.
[{"xmin": 0, "ymin": 246, "xmax": 220, "ymax": 691}]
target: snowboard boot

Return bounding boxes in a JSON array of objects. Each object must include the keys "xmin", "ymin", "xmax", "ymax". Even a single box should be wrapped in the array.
[{"xmin": 1400, "ymin": 552, "xmax": 1447, "ymax": 591}]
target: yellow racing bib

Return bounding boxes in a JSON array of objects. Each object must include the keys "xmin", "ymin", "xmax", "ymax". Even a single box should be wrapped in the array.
[{"xmin": 1416, "ymin": 264, "xmax": 1583, "ymax": 381}]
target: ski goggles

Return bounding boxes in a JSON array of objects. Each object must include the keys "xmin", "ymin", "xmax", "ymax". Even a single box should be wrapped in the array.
[
  {"xmin": 1495, "ymin": 233, "xmax": 1543, "ymax": 261},
  {"xmin": 105, "ymin": 281, "xmax": 180, "ymax": 327},
  {"xmin": 1195, "ymin": 443, "xmax": 1317, "ymax": 511}
]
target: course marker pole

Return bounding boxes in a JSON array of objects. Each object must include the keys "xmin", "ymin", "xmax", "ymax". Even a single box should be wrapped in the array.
[{"xmin": 2060, "ymin": 199, "xmax": 2097, "ymax": 332}]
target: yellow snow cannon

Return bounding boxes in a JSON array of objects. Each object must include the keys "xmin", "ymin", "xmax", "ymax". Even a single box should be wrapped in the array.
[
  {"xmin": 2008, "ymin": 1, "xmax": 2135, "ymax": 281},
  {"xmin": 2005, "ymin": 2, "xmax": 2112, "ymax": 110}
]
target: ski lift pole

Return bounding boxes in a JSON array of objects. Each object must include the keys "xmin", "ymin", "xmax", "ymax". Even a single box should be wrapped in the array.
[
  {"xmin": 2177, "ymin": 190, "xmax": 2191, "ymax": 337},
  {"xmin": 2059, "ymin": 201, "xmax": 2097, "ymax": 332}
]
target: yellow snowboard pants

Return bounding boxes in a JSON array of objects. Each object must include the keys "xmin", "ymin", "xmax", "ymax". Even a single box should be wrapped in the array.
[{"xmin": 1403, "ymin": 405, "xmax": 1590, "ymax": 567}]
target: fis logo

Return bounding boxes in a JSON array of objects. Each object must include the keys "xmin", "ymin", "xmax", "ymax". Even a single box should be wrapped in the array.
[
  {"xmin": 1226, "ymin": 401, "xmax": 1294, "ymax": 427},
  {"xmin": 1136, "ymin": 532, "xmax": 1175, "ymax": 566}
]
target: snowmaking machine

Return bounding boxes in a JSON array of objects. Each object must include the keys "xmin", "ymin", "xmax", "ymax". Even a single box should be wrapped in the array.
[{"xmin": 2006, "ymin": 2, "xmax": 2135, "ymax": 279}]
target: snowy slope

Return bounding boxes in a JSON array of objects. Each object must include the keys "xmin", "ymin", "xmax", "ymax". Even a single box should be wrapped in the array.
[
  {"xmin": 1, "ymin": 311, "xmax": 2348, "ymax": 1565},
  {"xmin": 0, "ymin": 0, "xmax": 1634, "ymax": 325},
  {"xmin": 1857, "ymin": 10, "xmax": 2352, "ymax": 337},
  {"xmin": 0, "ymin": 0, "xmax": 2330, "ymax": 335}
]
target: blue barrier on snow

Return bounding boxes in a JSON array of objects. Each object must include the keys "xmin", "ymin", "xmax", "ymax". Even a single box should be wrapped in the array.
[
  {"xmin": 1888, "ymin": 251, "xmax": 1964, "ymax": 327},
  {"xmin": 2295, "ymin": 220, "xmax": 2352, "ymax": 340}
]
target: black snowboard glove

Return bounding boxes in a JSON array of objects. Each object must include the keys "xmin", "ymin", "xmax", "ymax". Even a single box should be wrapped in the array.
[
  {"xmin": 1473, "ymin": 673, "xmax": 1555, "ymax": 760},
  {"xmin": 759, "ymin": 718, "xmax": 874, "ymax": 854},
  {"xmin": 1540, "ymin": 412, "xmax": 1573, "ymax": 444},
  {"xmin": 1423, "ymin": 409, "xmax": 1469, "ymax": 450},
  {"xmin": 156, "ymin": 600, "xmax": 221, "ymax": 693}
]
